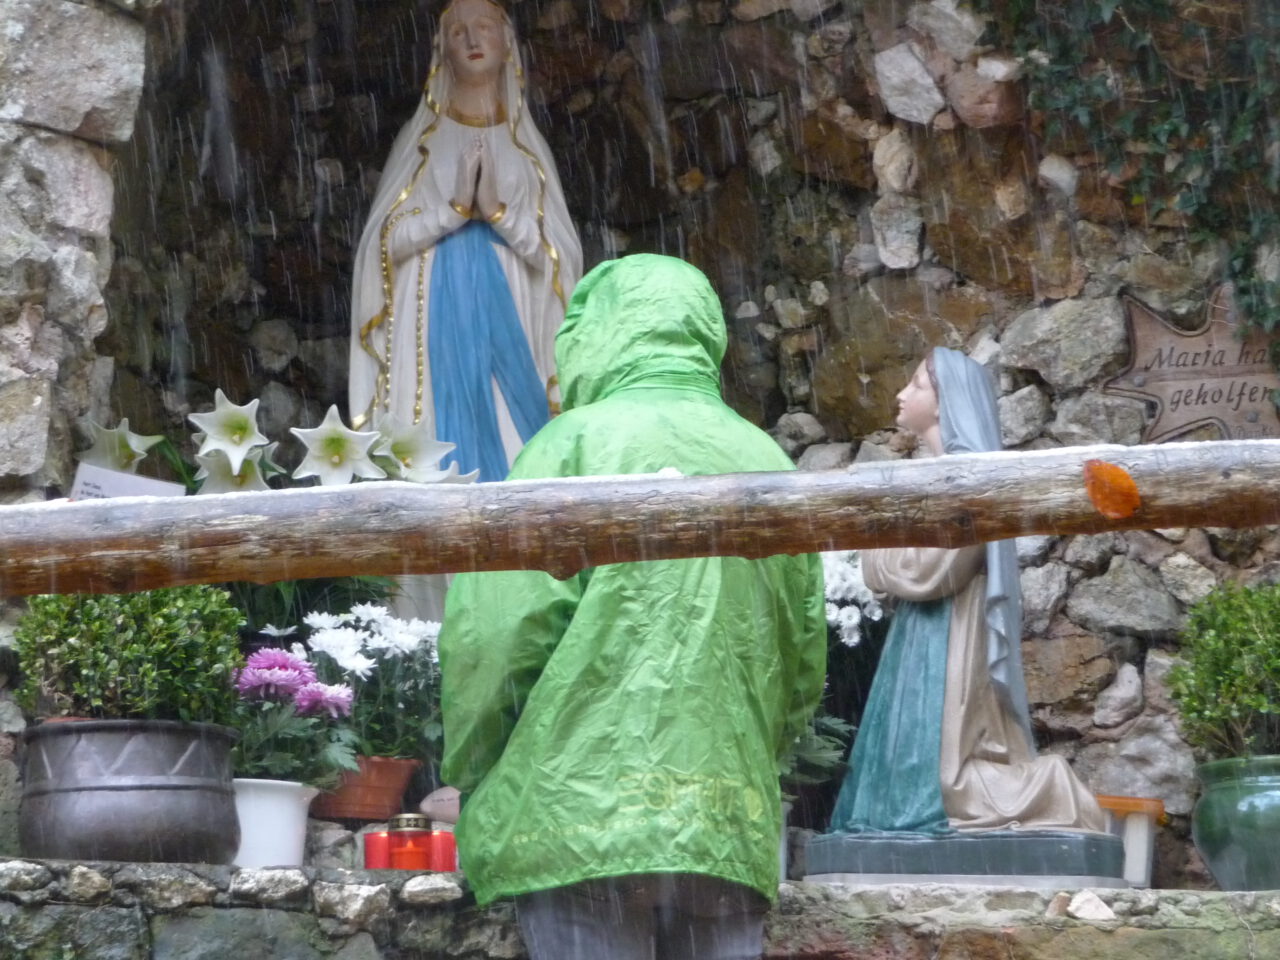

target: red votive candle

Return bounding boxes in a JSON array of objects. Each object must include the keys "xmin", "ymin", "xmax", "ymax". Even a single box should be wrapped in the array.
[
  {"xmin": 388, "ymin": 813, "xmax": 432, "ymax": 870},
  {"xmin": 363, "ymin": 831, "xmax": 391, "ymax": 869},
  {"xmin": 428, "ymin": 830, "xmax": 458, "ymax": 872}
]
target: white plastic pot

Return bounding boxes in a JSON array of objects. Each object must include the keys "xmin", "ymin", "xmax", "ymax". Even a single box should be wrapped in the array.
[{"xmin": 232, "ymin": 778, "xmax": 320, "ymax": 868}]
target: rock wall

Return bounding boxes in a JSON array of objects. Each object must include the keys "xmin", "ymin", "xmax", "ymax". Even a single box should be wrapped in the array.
[
  {"xmin": 1, "ymin": 859, "xmax": 1279, "ymax": 959},
  {"xmin": 1, "ymin": 0, "xmax": 1278, "ymax": 885},
  {"xmin": 0, "ymin": 0, "xmax": 155, "ymax": 859}
]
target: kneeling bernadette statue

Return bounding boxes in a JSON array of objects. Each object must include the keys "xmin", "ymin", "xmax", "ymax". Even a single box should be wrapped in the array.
[
  {"xmin": 829, "ymin": 347, "xmax": 1106, "ymax": 836},
  {"xmin": 348, "ymin": 0, "xmax": 582, "ymax": 482}
]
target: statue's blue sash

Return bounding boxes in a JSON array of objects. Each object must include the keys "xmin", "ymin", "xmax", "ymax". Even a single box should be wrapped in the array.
[{"xmin": 429, "ymin": 222, "xmax": 548, "ymax": 481}]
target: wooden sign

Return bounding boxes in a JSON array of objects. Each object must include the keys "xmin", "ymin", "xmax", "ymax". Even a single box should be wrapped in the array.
[{"xmin": 1104, "ymin": 284, "xmax": 1280, "ymax": 443}]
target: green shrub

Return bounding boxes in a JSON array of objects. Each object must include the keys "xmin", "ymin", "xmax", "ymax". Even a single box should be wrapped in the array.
[
  {"xmin": 780, "ymin": 711, "xmax": 855, "ymax": 800},
  {"xmin": 14, "ymin": 585, "xmax": 245, "ymax": 724},
  {"xmin": 1169, "ymin": 582, "xmax": 1280, "ymax": 759}
]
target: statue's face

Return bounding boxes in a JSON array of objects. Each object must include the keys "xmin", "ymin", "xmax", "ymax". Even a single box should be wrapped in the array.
[
  {"xmin": 895, "ymin": 359, "xmax": 939, "ymax": 437},
  {"xmin": 443, "ymin": 0, "xmax": 508, "ymax": 86}
]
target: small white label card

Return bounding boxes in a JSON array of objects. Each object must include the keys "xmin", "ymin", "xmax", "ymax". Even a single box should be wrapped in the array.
[{"xmin": 69, "ymin": 462, "xmax": 188, "ymax": 500}]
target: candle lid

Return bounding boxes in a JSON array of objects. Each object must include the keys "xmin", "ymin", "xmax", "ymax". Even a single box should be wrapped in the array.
[{"xmin": 389, "ymin": 812, "xmax": 430, "ymax": 832}]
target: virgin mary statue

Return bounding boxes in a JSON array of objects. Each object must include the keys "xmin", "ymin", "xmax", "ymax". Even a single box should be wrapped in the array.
[{"xmin": 349, "ymin": 0, "xmax": 582, "ymax": 483}]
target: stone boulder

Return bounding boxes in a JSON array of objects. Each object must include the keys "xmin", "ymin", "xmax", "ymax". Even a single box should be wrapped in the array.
[
  {"xmin": 1046, "ymin": 392, "xmax": 1147, "ymax": 446},
  {"xmin": 1001, "ymin": 297, "xmax": 1129, "ymax": 392},
  {"xmin": 1075, "ymin": 712, "xmax": 1198, "ymax": 816},
  {"xmin": 1065, "ymin": 556, "xmax": 1183, "ymax": 641},
  {"xmin": 0, "ymin": 0, "xmax": 146, "ymax": 143},
  {"xmin": 1023, "ymin": 621, "xmax": 1113, "ymax": 710},
  {"xmin": 810, "ymin": 274, "xmax": 993, "ymax": 439},
  {"xmin": 873, "ymin": 44, "xmax": 945, "ymax": 125},
  {"xmin": 916, "ymin": 127, "xmax": 1078, "ymax": 297},
  {"xmin": 1020, "ymin": 561, "xmax": 1071, "ymax": 635}
]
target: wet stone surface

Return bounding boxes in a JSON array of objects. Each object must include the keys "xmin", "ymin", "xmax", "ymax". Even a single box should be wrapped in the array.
[{"xmin": 0, "ymin": 861, "xmax": 1274, "ymax": 958}]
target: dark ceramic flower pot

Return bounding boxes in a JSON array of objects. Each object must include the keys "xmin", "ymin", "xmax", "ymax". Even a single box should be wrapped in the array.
[
  {"xmin": 1192, "ymin": 755, "xmax": 1280, "ymax": 890},
  {"xmin": 20, "ymin": 719, "xmax": 239, "ymax": 863}
]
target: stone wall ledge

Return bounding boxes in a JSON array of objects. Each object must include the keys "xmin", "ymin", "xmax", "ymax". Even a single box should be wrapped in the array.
[{"xmin": 0, "ymin": 858, "xmax": 1273, "ymax": 958}]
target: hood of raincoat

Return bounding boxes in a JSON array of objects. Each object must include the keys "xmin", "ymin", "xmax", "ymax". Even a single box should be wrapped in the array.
[{"xmin": 556, "ymin": 254, "xmax": 726, "ymax": 411}]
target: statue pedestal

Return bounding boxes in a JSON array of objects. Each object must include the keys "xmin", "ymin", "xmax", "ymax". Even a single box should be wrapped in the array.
[{"xmin": 804, "ymin": 830, "xmax": 1127, "ymax": 888}]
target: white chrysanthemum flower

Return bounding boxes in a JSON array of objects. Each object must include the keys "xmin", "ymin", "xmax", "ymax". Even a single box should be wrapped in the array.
[
  {"xmin": 350, "ymin": 602, "xmax": 390, "ymax": 624},
  {"xmin": 188, "ymin": 389, "xmax": 270, "ymax": 475},
  {"xmin": 385, "ymin": 626, "xmax": 427, "ymax": 655},
  {"xmin": 303, "ymin": 611, "xmax": 345, "ymax": 631},
  {"xmin": 291, "ymin": 405, "xmax": 386, "ymax": 486},
  {"xmin": 259, "ymin": 623, "xmax": 297, "ymax": 638},
  {"xmin": 79, "ymin": 419, "xmax": 165, "ymax": 474},
  {"xmin": 827, "ymin": 602, "xmax": 865, "ymax": 647},
  {"xmin": 821, "ymin": 551, "xmax": 883, "ymax": 617},
  {"xmin": 334, "ymin": 650, "xmax": 377, "ymax": 679},
  {"xmin": 308, "ymin": 625, "xmax": 365, "ymax": 660},
  {"xmin": 821, "ymin": 550, "xmax": 883, "ymax": 647},
  {"xmin": 405, "ymin": 619, "xmax": 441, "ymax": 643}
]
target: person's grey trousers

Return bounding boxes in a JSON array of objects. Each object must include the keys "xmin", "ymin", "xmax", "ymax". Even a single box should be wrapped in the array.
[{"xmin": 515, "ymin": 873, "xmax": 769, "ymax": 960}]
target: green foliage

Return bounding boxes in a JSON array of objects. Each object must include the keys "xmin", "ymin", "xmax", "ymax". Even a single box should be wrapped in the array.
[
  {"xmin": 13, "ymin": 585, "xmax": 245, "ymax": 723},
  {"xmin": 780, "ymin": 711, "xmax": 855, "ymax": 798},
  {"xmin": 225, "ymin": 575, "xmax": 397, "ymax": 635},
  {"xmin": 230, "ymin": 700, "xmax": 360, "ymax": 789},
  {"xmin": 974, "ymin": 0, "xmax": 1280, "ymax": 335},
  {"xmin": 1169, "ymin": 581, "xmax": 1280, "ymax": 759},
  {"xmin": 153, "ymin": 436, "xmax": 199, "ymax": 492}
]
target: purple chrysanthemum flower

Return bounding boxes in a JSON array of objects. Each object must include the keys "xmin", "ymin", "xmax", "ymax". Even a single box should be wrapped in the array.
[
  {"xmin": 245, "ymin": 647, "xmax": 316, "ymax": 680},
  {"xmin": 235, "ymin": 650, "xmax": 316, "ymax": 700},
  {"xmin": 294, "ymin": 681, "xmax": 355, "ymax": 718},
  {"xmin": 236, "ymin": 666, "xmax": 313, "ymax": 700}
]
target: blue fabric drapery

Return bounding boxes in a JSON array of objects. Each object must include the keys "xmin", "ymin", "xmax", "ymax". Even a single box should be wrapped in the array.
[
  {"xmin": 827, "ymin": 596, "xmax": 954, "ymax": 835},
  {"xmin": 429, "ymin": 222, "xmax": 549, "ymax": 482}
]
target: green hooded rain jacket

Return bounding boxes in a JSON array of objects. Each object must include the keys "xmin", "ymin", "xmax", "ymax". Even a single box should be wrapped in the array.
[{"xmin": 439, "ymin": 254, "xmax": 827, "ymax": 906}]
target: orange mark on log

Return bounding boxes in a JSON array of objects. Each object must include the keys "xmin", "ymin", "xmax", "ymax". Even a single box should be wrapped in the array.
[{"xmin": 1083, "ymin": 459, "xmax": 1141, "ymax": 519}]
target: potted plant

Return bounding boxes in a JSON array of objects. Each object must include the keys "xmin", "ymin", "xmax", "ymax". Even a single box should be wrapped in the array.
[
  {"xmin": 779, "ymin": 711, "xmax": 855, "ymax": 879},
  {"xmin": 300, "ymin": 604, "xmax": 443, "ymax": 821},
  {"xmin": 13, "ymin": 585, "xmax": 245, "ymax": 863},
  {"xmin": 1169, "ymin": 580, "xmax": 1280, "ymax": 890},
  {"xmin": 229, "ymin": 646, "xmax": 359, "ymax": 867}
]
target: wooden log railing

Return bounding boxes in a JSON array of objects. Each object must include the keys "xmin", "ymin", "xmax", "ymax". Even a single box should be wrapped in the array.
[{"xmin": 2, "ymin": 439, "xmax": 1279, "ymax": 597}]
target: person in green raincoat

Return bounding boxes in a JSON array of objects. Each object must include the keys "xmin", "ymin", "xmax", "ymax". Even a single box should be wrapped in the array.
[{"xmin": 439, "ymin": 254, "xmax": 826, "ymax": 960}]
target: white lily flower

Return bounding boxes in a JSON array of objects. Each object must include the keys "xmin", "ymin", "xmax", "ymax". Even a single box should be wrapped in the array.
[
  {"xmin": 441, "ymin": 462, "xmax": 480, "ymax": 484},
  {"xmin": 79, "ymin": 419, "xmax": 164, "ymax": 474},
  {"xmin": 188, "ymin": 390, "xmax": 270, "ymax": 475},
  {"xmin": 371, "ymin": 413, "xmax": 457, "ymax": 483},
  {"xmin": 255, "ymin": 441, "xmax": 287, "ymax": 480},
  {"xmin": 194, "ymin": 447, "xmax": 271, "ymax": 494},
  {"xmin": 291, "ymin": 405, "xmax": 386, "ymax": 486}
]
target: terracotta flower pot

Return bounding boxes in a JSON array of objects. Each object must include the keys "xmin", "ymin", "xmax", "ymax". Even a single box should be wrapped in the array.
[{"xmin": 310, "ymin": 755, "xmax": 421, "ymax": 821}]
